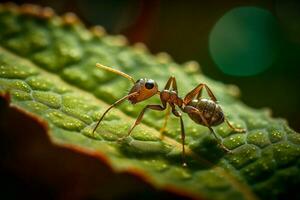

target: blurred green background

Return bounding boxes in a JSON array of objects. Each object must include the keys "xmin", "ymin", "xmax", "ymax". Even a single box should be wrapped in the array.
[{"xmin": 4, "ymin": 0, "xmax": 300, "ymax": 132}]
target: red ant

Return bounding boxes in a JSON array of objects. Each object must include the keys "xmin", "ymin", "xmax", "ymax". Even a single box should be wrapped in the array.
[{"xmin": 93, "ymin": 63, "xmax": 246, "ymax": 166}]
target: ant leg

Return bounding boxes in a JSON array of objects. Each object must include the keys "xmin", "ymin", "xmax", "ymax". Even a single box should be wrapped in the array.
[
  {"xmin": 203, "ymin": 84, "xmax": 217, "ymax": 102},
  {"xmin": 225, "ymin": 118, "xmax": 246, "ymax": 133},
  {"xmin": 171, "ymin": 77, "xmax": 178, "ymax": 92},
  {"xmin": 196, "ymin": 88, "xmax": 203, "ymax": 100},
  {"xmin": 92, "ymin": 92, "xmax": 138, "ymax": 136},
  {"xmin": 184, "ymin": 84, "xmax": 205, "ymax": 104},
  {"xmin": 126, "ymin": 104, "xmax": 165, "ymax": 138},
  {"xmin": 164, "ymin": 76, "xmax": 174, "ymax": 90},
  {"xmin": 158, "ymin": 76, "xmax": 179, "ymax": 138},
  {"xmin": 198, "ymin": 113, "xmax": 230, "ymax": 152},
  {"xmin": 159, "ymin": 105, "xmax": 171, "ymax": 139},
  {"xmin": 164, "ymin": 76, "xmax": 178, "ymax": 91},
  {"xmin": 184, "ymin": 83, "xmax": 218, "ymax": 105},
  {"xmin": 171, "ymin": 105, "xmax": 187, "ymax": 167},
  {"xmin": 208, "ymin": 127, "xmax": 231, "ymax": 152}
]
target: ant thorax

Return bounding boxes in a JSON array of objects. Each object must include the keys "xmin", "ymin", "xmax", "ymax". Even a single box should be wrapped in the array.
[{"xmin": 160, "ymin": 89, "xmax": 183, "ymax": 107}]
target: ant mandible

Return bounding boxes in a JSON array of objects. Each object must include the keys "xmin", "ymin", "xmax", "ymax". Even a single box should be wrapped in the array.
[{"xmin": 92, "ymin": 63, "xmax": 246, "ymax": 166}]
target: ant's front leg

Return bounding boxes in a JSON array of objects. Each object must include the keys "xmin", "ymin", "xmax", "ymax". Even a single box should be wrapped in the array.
[{"xmin": 124, "ymin": 104, "xmax": 166, "ymax": 139}]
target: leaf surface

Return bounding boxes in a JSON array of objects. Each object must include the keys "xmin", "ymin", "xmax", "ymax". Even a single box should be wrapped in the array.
[{"xmin": 0, "ymin": 4, "xmax": 299, "ymax": 200}]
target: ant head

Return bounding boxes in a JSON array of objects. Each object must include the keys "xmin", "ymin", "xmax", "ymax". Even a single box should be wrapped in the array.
[{"xmin": 128, "ymin": 78, "xmax": 159, "ymax": 104}]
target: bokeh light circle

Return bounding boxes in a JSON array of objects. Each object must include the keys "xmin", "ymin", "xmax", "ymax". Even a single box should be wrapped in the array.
[{"xmin": 209, "ymin": 7, "xmax": 281, "ymax": 76}]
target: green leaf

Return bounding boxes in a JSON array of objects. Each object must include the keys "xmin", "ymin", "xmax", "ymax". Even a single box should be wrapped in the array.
[{"xmin": 0, "ymin": 4, "xmax": 299, "ymax": 200}]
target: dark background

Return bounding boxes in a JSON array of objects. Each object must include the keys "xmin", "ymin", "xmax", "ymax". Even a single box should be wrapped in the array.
[{"xmin": 2, "ymin": 0, "xmax": 300, "ymax": 132}]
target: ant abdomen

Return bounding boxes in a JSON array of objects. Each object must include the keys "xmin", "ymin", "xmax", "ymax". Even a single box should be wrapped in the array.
[{"xmin": 186, "ymin": 99, "xmax": 224, "ymax": 127}]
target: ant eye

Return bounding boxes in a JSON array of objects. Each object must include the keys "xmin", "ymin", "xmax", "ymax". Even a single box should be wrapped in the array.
[{"xmin": 145, "ymin": 80, "xmax": 154, "ymax": 89}]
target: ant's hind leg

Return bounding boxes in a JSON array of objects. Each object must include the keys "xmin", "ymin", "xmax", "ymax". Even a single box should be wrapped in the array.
[
  {"xmin": 125, "ymin": 104, "xmax": 165, "ymax": 139},
  {"xmin": 225, "ymin": 118, "xmax": 246, "ymax": 133},
  {"xmin": 209, "ymin": 127, "xmax": 231, "ymax": 153},
  {"xmin": 159, "ymin": 105, "xmax": 170, "ymax": 139}
]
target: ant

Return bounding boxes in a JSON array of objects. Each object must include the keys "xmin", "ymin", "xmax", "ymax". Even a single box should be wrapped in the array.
[{"xmin": 92, "ymin": 63, "xmax": 246, "ymax": 166}]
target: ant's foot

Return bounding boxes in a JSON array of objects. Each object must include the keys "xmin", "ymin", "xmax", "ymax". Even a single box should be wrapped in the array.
[{"xmin": 91, "ymin": 130, "xmax": 97, "ymax": 138}]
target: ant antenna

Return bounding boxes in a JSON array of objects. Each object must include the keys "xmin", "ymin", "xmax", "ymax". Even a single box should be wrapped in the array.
[{"xmin": 96, "ymin": 63, "xmax": 135, "ymax": 84}]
